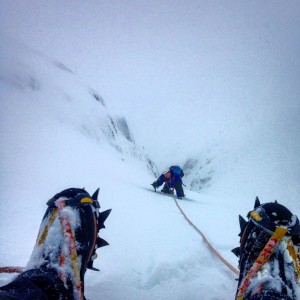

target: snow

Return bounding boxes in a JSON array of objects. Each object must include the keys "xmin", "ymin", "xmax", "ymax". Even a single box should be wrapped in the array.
[
  {"xmin": 26, "ymin": 203, "xmax": 67, "ymax": 273},
  {"xmin": 0, "ymin": 35, "xmax": 240, "ymax": 299},
  {"xmin": 1, "ymin": 3, "xmax": 300, "ymax": 298}
]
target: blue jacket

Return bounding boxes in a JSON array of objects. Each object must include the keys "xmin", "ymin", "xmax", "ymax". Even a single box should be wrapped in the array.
[
  {"xmin": 156, "ymin": 166, "xmax": 184, "ymax": 188},
  {"xmin": 169, "ymin": 166, "xmax": 184, "ymax": 181}
]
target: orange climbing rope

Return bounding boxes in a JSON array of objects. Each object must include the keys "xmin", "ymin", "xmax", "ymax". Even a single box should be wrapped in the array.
[{"xmin": 174, "ymin": 198, "xmax": 240, "ymax": 276}]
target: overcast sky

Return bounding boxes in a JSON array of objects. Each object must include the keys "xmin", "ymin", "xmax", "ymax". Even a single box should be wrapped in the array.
[{"xmin": 1, "ymin": 0, "xmax": 300, "ymax": 162}]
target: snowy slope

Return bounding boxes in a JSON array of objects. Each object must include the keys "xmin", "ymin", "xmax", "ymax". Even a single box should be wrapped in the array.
[
  {"xmin": 1, "ymin": 33, "xmax": 300, "ymax": 300},
  {"xmin": 0, "ymin": 36, "xmax": 241, "ymax": 299},
  {"xmin": 0, "ymin": 34, "xmax": 157, "ymax": 177}
]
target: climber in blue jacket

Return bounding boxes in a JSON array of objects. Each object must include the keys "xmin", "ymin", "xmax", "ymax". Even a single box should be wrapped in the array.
[{"xmin": 151, "ymin": 165, "xmax": 185, "ymax": 199}]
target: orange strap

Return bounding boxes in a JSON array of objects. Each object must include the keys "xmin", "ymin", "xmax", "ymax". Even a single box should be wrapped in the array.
[
  {"xmin": 236, "ymin": 226, "xmax": 288, "ymax": 300},
  {"xmin": 37, "ymin": 208, "xmax": 58, "ymax": 246},
  {"xmin": 287, "ymin": 238, "xmax": 300, "ymax": 279},
  {"xmin": 0, "ymin": 266, "xmax": 23, "ymax": 273},
  {"xmin": 56, "ymin": 200, "xmax": 83, "ymax": 300}
]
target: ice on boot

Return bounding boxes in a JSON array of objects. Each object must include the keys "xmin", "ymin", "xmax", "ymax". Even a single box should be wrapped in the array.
[
  {"xmin": 26, "ymin": 188, "xmax": 111, "ymax": 299},
  {"xmin": 235, "ymin": 200, "xmax": 300, "ymax": 300}
]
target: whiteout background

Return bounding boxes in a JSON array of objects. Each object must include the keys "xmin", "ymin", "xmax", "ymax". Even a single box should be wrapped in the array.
[{"xmin": 0, "ymin": 1, "xmax": 300, "ymax": 299}]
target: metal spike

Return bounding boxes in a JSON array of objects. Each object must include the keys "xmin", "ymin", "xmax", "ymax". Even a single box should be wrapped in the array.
[
  {"xmin": 254, "ymin": 196, "xmax": 260, "ymax": 209},
  {"xmin": 239, "ymin": 215, "xmax": 247, "ymax": 232},
  {"xmin": 87, "ymin": 260, "xmax": 100, "ymax": 271},
  {"xmin": 88, "ymin": 266, "xmax": 100, "ymax": 272},
  {"xmin": 92, "ymin": 188, "xmax": 100, "ymax": 201},
  {"xmin": 96, "ymin": 237, "xmax": 109, "ymax": 248},
  {"xmin": 100, "ymin": 224, "xmax": 106, "ymax": 230},
  {"xmin": 98, "ymin": 209, "xmax": 112, "ymax": 229},
  {"xmin": 99, "ymin": 223, "xmax": 105, "ymax": 230},
  {"xmin": 231, "ymin": 247, "xmax": 240, "ymax": 257}
]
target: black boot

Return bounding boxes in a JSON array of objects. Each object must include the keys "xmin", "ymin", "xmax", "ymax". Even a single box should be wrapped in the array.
[
  {"xmin": 28, "ymin": 188, "xmax": 111, "ymax": 299},
  {"xmin": 173, "ymin": 181, "xmax": 184, "ymax": 199},
  {"xmin": 161, "ymin": 184, "xmax": 172, "ymax": 194},
  {"xmin": 233, "ymin": 199, "xmax": 300, "ymax": 300}
]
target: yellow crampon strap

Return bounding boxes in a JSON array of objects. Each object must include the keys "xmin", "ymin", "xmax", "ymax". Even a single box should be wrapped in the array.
[
  {"xmin": 36, "ymin": 201, "xmax": 83, "ymax": 300},
  {"xmin": 57, "ymin": 200, "xmax": 83, "ymax": 300},
  {"xmin": 287, "ymin": 238, "xmax": 300, "ymax": 280},
  {"xmin": 37, "ymin": 208, "xmax": 58, "ymax": 246},
  {"xmin": 236, "ymin": 226, "xmax": 288, "ymax": 300}
]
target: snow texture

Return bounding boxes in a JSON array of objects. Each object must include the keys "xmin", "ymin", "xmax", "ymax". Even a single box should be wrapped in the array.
[
  {"xmin": 0, "ymin": 35, "xmax": 239, "ymax": 299},
  {"xmin": 26, "ymin": 200, "xmax": 81, "ymax": 281},
  {"xmin": 1, "ymin": 5, "xmax": 300, "ymax": 298}
]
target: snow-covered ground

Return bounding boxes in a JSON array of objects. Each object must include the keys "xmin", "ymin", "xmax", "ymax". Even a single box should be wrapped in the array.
[
  {"xmin": 0, "ymin": 35, "xmax": 242, "ymax": 299},
  {"xmin": 1, "ymin": 2, "xmax": 300, "ymax": 299},
  {"xmin": 1, "ymin": 36, "xmax": 299, "ymax": 299}
]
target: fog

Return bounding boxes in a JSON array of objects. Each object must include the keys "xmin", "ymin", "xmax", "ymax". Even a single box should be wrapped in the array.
[
  {"xmin": 1, "ymin": 0, "xmax": 299, "ymax": 169},
  {"xmin": 1, "ymin": 4, "xmax": 300, "ymax": 297}
]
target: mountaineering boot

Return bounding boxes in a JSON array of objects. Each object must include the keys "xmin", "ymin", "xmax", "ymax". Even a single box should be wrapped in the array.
[
  {"xmin": 161, "ymin": 183, "xmax": 173, "ymax": 194},
  {"xmin": 233, "ymin": 198, "xmax": 300, "ymax": 300},
  {"xmin": 25, "ymin": 188, "xmax": 111, "ymax": 299},
  {"xmin": 173, "ymin": 181, "xmax": 184, "ymax": 199}
]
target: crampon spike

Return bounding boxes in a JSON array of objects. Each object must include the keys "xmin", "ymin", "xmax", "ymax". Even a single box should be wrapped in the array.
[
  {"xmin": 92, "ymin": 188, "xmax": 100, "ymax": 201},
  {"xmin": 87, "ymin": 265, "xmax": 100, "ymax": 271},
  {"xmin": 254, "ymin": 196, "xmax": 260, "ymax": 209},
  {"xmin": 239, "ymin": 215, "xmax": 247, "ymax": 232},
  {"xmin": 231, "ymin": 247, "xmax": 240, "ymax": 257},
  {"xmin": 98, "ymin": 209, "xmax": 112, "ymax": 229},
  {"xmin": 96, "ymin": 237, "xmax": 109, "ymax": 248}
]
